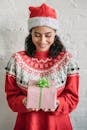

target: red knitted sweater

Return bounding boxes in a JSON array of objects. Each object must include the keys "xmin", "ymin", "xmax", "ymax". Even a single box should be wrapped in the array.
[{"xmin": 5, "ymin": 50, "xmax": 79, "ymax": 130}]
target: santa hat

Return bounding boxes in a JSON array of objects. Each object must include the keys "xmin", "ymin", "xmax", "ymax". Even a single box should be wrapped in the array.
[{"xmin": 28, "ymin": 3, "xmax": 59, "ymax": 31}]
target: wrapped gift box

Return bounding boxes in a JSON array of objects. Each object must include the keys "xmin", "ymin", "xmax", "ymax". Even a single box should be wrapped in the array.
[{"xmin": 26, "ymin": 79, "xmax": 57, "ymax": 110}]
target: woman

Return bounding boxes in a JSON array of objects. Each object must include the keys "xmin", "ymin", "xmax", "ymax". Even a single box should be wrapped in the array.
[{"xmin": 5, "ymin": 3, "xmax": 79, "ymax": 130}]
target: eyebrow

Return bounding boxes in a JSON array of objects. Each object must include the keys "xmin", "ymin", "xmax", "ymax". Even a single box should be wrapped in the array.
[{"xmin": 33, "ymin": 31, "xmax": 53, "ymax": 35}]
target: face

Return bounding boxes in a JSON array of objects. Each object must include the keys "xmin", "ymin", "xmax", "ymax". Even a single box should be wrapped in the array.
[{"xmin": 31, "ymin": 26, "xmax": 56, "ymax": 52}]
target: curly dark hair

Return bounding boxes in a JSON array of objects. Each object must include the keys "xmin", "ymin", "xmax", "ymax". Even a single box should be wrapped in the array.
[{"xmin": 25, "ymin": 34, "xmax": 66, "ymax": 58}]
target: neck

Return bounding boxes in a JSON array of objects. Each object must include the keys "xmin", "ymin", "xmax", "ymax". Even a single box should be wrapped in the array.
[{"xmin": 34, "ymin": 50, "xmax": 49, "ymax": 60}]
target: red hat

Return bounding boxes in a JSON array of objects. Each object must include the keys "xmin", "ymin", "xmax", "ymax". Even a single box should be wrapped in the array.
[{"xmin": 28, "ymin": 3, "xmax": 59, "ymax": 30}]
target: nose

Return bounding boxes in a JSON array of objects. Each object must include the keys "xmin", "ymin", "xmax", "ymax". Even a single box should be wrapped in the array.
[{"xmin": 39, "ymin": 35, "xmax": 46, "ymax": 44}]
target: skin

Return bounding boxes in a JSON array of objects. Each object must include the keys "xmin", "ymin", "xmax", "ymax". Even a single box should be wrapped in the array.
[
  {"xmin": 23, "ymin": 26, "xmax": 59, "ymax": 112},
  {"xmin": 23, "ymin": 97, "xmax": 59, "ymax": 112},
  {"xmin": 31, "ymin": 26, "xmax": 56, "ymax": 52}
]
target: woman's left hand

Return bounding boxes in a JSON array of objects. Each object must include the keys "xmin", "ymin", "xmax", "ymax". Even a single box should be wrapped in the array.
[
  {"xmin": 42, "ymin": 100, "xmax": 60, "ymax": 112},
  {"xmin": 23, "ymin": 97, "xmax": 59, "ymax": 112}
]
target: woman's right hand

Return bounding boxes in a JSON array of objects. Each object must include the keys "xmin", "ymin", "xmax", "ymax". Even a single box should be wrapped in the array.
[
  {"xmin": 22, "ymin": 97, "xmax": 27, "ymax": 106},
  {"xmin": 22, "ymin": 97, "xmax": 40, "ymax": 111},
  {"xmin": 22, "ymin": 98, "xmax": 59, "ymax": 112}
]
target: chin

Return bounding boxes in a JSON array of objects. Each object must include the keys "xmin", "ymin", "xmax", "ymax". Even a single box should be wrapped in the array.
[
  {"xmin": 38, "ymin": 49, "xmax": 49, "ymax": 51},
  {"xmin": 37, "ymin": 47, "xmax": 49, "ymax": 52}
]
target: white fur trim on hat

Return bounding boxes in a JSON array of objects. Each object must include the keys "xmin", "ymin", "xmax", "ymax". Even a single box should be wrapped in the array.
[{"xmin": 28, "ymin": 17, "xmax": 59, "ymax": 31}]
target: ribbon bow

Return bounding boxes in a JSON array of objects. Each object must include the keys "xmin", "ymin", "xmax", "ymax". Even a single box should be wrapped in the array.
[{"xmin": 36, "ymin": 77, "xmax": 49, "ymax": 88}]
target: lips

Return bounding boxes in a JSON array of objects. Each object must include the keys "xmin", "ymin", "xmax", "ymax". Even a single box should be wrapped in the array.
[{"xmin": 39, "ymin": 44, "xmax": 48, "ymax": 48}]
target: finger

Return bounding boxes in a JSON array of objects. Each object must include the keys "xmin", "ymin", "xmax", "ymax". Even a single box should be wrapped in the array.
[
  {"xmin": 28, "ymin": 108, "xmax": 39, "ymax": 111},
  {"xmin": 35, "ymin": 108, "xmax": 39, "ymax": 111},
  {"xmin": 44, "ymin": 108, "xmax": 48, "ymax": 112},
  {"xmin": 28, "ymin": 108, "xmax": 32, "ymax": 111},
  {"xmin": 50, "ymin": 109, "xmax": 55, "ymax": 112},
  {"xmin": 22, "ymin": 97, "xmax": 27, "ymax": 106},
  {"xmin": 32, "ymin": 108, "xmax": 36, "ymax": 111}
]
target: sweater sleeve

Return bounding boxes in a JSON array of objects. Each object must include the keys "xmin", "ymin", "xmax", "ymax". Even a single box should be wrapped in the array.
[
  {"xmin": 5, "ymin": 55, "xmax": 28, "ymax": 113},
  {"xmin": 56, "ymin": 57, "xmax": 80, "ymax": 115}
]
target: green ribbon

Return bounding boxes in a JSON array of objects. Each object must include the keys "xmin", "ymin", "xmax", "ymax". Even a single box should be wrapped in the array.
[
  {"xmin": 36, "ymin": 77, "xmax": 49, "ymax": 108},
  {"xmin": 39, "ymin": 87, "xmax": 42, "ymax": 108},
  {"xmin": 36, "ymin": 77, "xmax": 49, "ymax": 88}
]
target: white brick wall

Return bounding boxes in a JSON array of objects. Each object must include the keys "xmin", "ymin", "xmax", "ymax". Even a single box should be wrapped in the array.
[{"xmin": 0, "ymin": 0, "xmax": 87, "ymax": 130}]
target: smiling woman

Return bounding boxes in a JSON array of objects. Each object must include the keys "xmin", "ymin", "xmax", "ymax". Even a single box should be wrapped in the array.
[
  {"xmin": 31, "ymin": 26, "xmax": 56, "ymax": 52},
  {"xmin": 25, "ymin": 27, "xmax": 65, "ymax": 58},
  {"xmin": 5, "ymin": 3, "xmax": 80, "ymax": 130}
]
